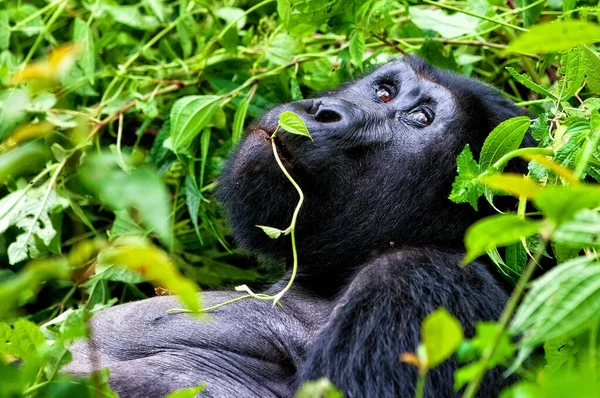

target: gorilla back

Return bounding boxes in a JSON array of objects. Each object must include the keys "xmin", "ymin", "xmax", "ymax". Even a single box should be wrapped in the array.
[{"xmin": 64, "ymin": 57, "xmax": 525, "ymax": 397}]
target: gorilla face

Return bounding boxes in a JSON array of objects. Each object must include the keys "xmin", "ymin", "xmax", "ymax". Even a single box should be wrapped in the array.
[{"xmin": 218, "ymin": 57, "xmax": 524, "ymax": 283}]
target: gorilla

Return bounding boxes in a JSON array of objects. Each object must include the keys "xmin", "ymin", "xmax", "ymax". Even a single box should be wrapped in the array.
[{"xmin": 64, "ymin": 57, "xmax": 527, "ymax": 397}]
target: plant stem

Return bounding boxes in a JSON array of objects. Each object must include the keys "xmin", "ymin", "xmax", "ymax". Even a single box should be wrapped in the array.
[
  {"xmin": 462, "ymin": 229, "xmax": 551, "ymax": 398},
  {"xmin": 415, "ymin": 372, "xmax": 426, "ymax": 398},
  {"xmin": 492, "ymin": 147, "xmax": 554, "ymax": 170},
  {"xmin": 269, "ymin": 137, "xmax": 304, "ymax": 306}
]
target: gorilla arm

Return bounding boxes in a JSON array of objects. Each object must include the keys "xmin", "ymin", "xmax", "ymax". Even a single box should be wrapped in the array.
[
  {"xmin": 296, "ymin": 247, "xmax": 511, "ymax": 398},
  {"xmin": 63, "ymin": 286, "xmax": 329, "ymax": 398}
]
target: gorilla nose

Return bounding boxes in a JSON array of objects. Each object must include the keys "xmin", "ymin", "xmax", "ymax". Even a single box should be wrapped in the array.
[{"xmin": 301, "ymin": 99, "xmax": 349, "ymax": 125}]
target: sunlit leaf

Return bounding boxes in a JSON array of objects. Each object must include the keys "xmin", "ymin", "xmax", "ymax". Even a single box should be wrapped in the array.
[
  {"xmin": 534, "ymin": 185, "xmax": 600, "ymax": 223},
  {"xmin": 295, "ymin": 378, "xmax": 343, "ymax": 398},
  {"xmin": 98, "ymin": 238, "xmax": 200, "ymax": 313},
  {"xmin": 463, "ymin": 214, "xmax": 541, "ymax": 264},
  {"xmin": 449, "ymin": 145, "xmax": 483, "ymax": 210},
  {"xmin": 79, "ymin": 152, "xmax": 173, "ymax": 246},
  {"xmin": 480, "ymin": 116, "xmax": 530, "ymax": 171},
  {"xmin": 420, "ymin": 308, "xmax": 464, "ymax": 369},
  {"xmin": 506, "ymin": 67, "xmax": 557, "ymax": 100},
  {"xmin": 256, "ymin": 225, "xmax": 284, "ymax": 239},
  {"xmin": 169, "ymin": 95, "xmax": 221, "ymax": 155},
  {"xmin": 511, "ymin": 256, "xmax": 600, "ymax": 346},
  {"xmin": 479, "ymin": 173, "xmax": 542, "ymax": 199},
  {"xmin": 279, "ymin": 111, "xmax": 312, "ymax": 139},
  {"xmin": 506, "ymin": 21, "xmax": 600, "ymax": 54}
]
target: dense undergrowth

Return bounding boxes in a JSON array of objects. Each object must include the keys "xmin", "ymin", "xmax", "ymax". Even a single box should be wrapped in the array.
[{"xmin": 1, "ymin": 0, "xmax": 600, "ymax": 397}]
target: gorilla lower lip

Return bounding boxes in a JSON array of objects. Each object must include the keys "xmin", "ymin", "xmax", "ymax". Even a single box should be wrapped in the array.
[{"xmin": 253, "ymin": 129, "xmax": 271, "ymax": 140}]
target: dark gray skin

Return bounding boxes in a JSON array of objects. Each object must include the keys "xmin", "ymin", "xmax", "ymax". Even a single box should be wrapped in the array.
[
  {"xmin": 64, "ymin": 284, "xmax": 329, "ymax": 397},
  {"xmin": 66, "ymin": 58, "xmax": 527, "ymax": 397}
]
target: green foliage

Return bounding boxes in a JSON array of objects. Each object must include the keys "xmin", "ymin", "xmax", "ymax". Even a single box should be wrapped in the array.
[
  {"xmin": 449, "ymin": 145, "xmax": 483, "ymax": 210},
  {"xmin": 1, "ymin": 0, "xmax": 600, "ymax": 397},
  {"xmin": 420, "ymin": 308, "xmax": 464, "ymax": 369}
]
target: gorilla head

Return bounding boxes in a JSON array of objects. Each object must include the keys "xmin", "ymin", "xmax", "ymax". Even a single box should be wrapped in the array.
[{"xmin": 218, "ymin": 57, "xmax": 524, "ymax": 287}]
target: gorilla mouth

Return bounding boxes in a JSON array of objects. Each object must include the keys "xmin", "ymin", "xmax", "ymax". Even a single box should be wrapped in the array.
[{"xmin": 250, "ymin": 128, "xmax": 297, "ymax": 170}]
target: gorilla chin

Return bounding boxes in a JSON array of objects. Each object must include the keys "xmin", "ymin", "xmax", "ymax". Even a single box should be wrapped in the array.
[{"xmin": 64, "ymin": 56, "xmax": 528, "ymax": 398}]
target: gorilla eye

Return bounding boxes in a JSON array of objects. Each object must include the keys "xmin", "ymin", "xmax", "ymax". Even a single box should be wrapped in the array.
[
  {"xmin": 407, "ymin": 108, "xmax": 433, "ymax": 127},
  {"xmin": 376, "ymin": 86, "xmax": 393, "ymax": 103}
]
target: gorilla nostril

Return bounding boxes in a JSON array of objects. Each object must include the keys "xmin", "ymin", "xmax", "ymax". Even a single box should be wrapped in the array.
[{"xmin": 315, "ymin": 109, "xmax": 342, "ymax": 123}]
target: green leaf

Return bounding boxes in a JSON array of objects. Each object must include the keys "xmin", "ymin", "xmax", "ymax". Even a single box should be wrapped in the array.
[
  {"xmin": 169, "ymin": 95, "xmax": 221, "ymax": 154},
  {"xmin": 79, "ymin": 153, "xmax": 173, "ymax": 246},
  {"xmin": 107, "ymin": 209, "xmax": 146, "ymax": 240},
  {"xmin": 449, "ymin": 145, "xmax": 483, "ymax": 210},
  {"xmin": 506, "ymin": 21, "xmax": 600, "ymax": 54},
  {"xmin": 232, "ymin": 91, "xmax": 251, "ymax": 143},
  {"xmin": 256, "ymin": 225, "xmax": 284, "ymax": 239},
  {"xmin": 506, "ymin": 67, "xmax": 557, "ymax": 100},
  {"xmin": 463, "ymin": 214, "xmax": 541, "ymax": 264},
  {"xmin": 0, "ymin": 12, "xmax": 9, "ymax": 50},
  {"xmin": 349, "ymin": 31, "xmax": 365, "ymax": 67},
  {"xmin": 99, "ymin": 3, "xmax": 159, "ymax": 30},
  {"xmin": 0, "ymin": 187, "xmax": 68, "ymax": 265},
  {"xmin": 165, "ymin": 385, "xmax": 205, "ymax": 398},
  {"xmin": 184, "ymin": 176, "xmax": 204, "ymax": 245},
  {"xmin": 455, "ymin": 322, "xmax": 515, "ymax": 390},
  {"xmin": 73, "ymin": 18, "xmax": 95, "ymax": 84},
  {"xmin": 583, "ymin": 46, "xmax": 600, "ymax": 94},
  {"xmin": 531, "ymin": 113, "xmax": 549, "ymax": 143},
  {"xmin": 553, "ymin": 209, "xmax": 600, "ymax": 248},
  {"xmin": 145, "ymin": 0, "xmax": 167, "ymax": 22},
  {"xmin": 409, "ymin": 7, "xmax": 479, "ymax": 39},
  {"xmin": 514, "ymin": 0, "xmax": 542, "ymax": 28},
  {"xmin": 511, "ymin": 256, "xmax": 600, "ymax": 346},
  {"xmin": 480, "ymin": 116, "xmax": 531, "ymax": 171},
  {"xmin": 479, "ymin": 173, "xmax": 542, "ymax": 199},
  {"xmin": 279, "ymin": 111, "xmax": 312, "ymax": 139},
  {"xmin": 295, "ymin": 378, "xmax": 343, "ymax": 398},
  {"xmin": 558, "ymin": 46, "xmax": 586, "ymax": 100},
  {"xmin": 421, "ymin": 308, "xmax": 464, "ymax": 369},
  {"xmin": 534, "ymin": 185, "xmax": 600, "ymax": 224},
  {"xmin": 0, "ymin": 319, "xmax": 45, "ymax": 360},
  {"xmin": 277, "ymin": 0, "xmax": 338, "ymax": 38},
  {"xmin": 98, "ymin": 237, "xmax": 200, "ymax": 313}
]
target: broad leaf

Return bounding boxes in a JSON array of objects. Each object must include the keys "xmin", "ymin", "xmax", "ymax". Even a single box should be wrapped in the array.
[
  {"xmin": 349, "ymin": 31, "xmax": 365, "ymax": 66},
  {"xmin": 558, "ymin": 47, "xmax": 586, "ymax": 100},
  {"xmin": 463, "ymin": 214, "xmax": 541, "ymax": 264},
  {"xmin": 169, "ymin": 95, "xmax": 221, "ymax": 154},
  {"xmin": 480, "ymin": 116, "xmax": 530, "ymax": 171},
  {"xmin": 479, "ymin": 173, "xmax": 541, "ymax": 199},
  {"xmin": 256, "ymin": 225, "xmax": 284, "ymax": 239},
  {"xmin": 73, "ymin": 18, "xmax": 95, "ymax": 84},
  {"xmin": 583, "ymin": 46, "xmax": 600, "ymax": 94},
  {"xmin": 553, "ymin": 209, "xmax": 600, "ymax": 248},
  {"xmin": 511, "ymin": 256, "xmax": 600, "ymax": 346},
  {"xmin": 0, "ymin": 187, "xmax": 68, "ymax": 264},
  {"xmin": 409, "ymin": 7, "xmax": 479, "ymax": 39},
  {"xmin": 421, "ymin": 308, "xmax": 464, "ymax": 369},
  {"xmin": 279, "ymin": 111, "xmax": 312, "ymax": 139},
  {"xmin": 0, "ymin": 319, "xmax": 45, "ymax": 360},
  {"xmin": 79, "ymin": 153, "xmax": 173, "ymax": 246},
  {"xmin": 506, "ymin": 67, "xmax": 557, "ymax": 100},
  {"xmin": 534, "ymin": 185, "xmax": 600, "ymax": 224},
  {"xmin": 98, "ymin": 238, "xmax": 200, "ymax": 313},
  {"xmin": 506, "ymin": 21, "xmax": 600, "ymax": 54}
]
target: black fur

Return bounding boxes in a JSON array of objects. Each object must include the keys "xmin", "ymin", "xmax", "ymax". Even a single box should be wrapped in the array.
[{"xmin": 65, "ymin": 57, "xmax": 525, "ymax": 397}]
